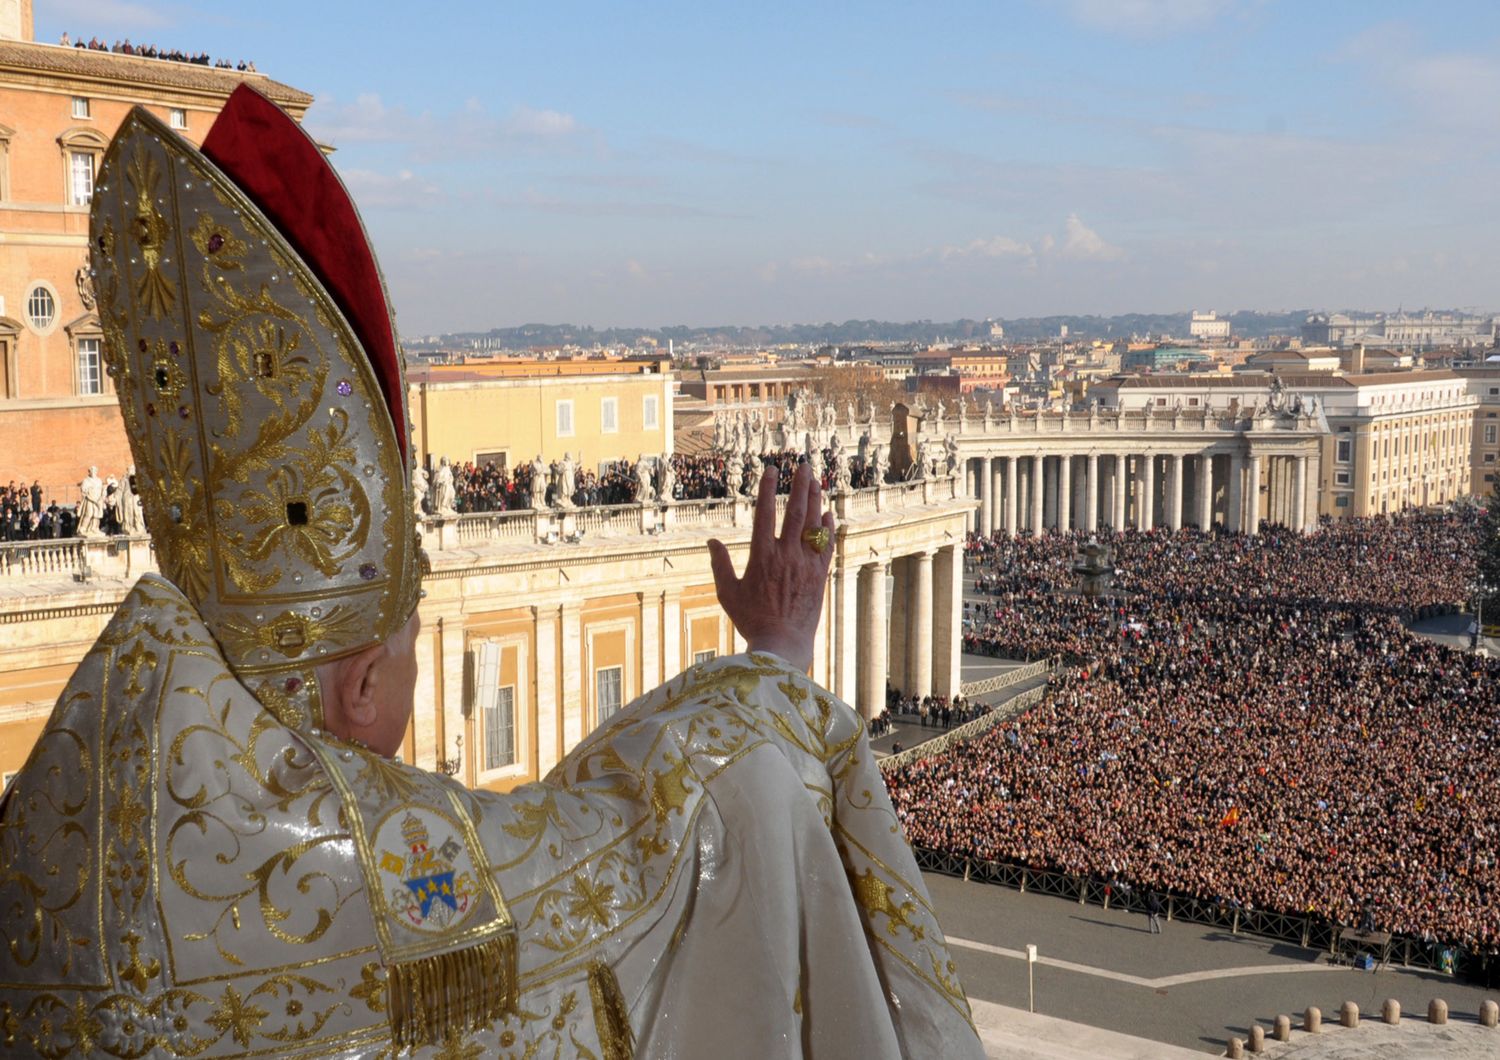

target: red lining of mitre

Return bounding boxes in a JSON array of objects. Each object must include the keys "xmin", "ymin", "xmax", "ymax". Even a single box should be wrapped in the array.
[{"xmin": 201, "ymin": 84, "xmax": 407, "ymax": 461}]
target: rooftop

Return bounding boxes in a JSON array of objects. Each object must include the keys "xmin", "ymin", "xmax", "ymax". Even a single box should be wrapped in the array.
[{"xmin": 0, "ymin": 39, "xmax": 313, "ymax": 111}]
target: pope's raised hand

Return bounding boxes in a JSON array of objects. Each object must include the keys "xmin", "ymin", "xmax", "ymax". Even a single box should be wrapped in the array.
[{"xmin": 707, "ymin": 462, "xmax": 835, "ymax": 673}]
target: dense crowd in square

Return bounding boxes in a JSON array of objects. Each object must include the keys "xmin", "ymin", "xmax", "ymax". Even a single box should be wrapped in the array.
[{"xmin": 886, "ymin": 511, "xmax": 1500, "ymax": 956}]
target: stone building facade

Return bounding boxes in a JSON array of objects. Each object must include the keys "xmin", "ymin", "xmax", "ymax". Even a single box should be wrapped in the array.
[{"xmin": 0, "ymin": 19, "xmax": 311, "ymax": 498}]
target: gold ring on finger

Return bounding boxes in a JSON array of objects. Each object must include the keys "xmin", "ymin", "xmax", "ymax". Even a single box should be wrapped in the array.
[{"xmin": 801, "ymin": 527, "xmax": 830, "ymax": 555}]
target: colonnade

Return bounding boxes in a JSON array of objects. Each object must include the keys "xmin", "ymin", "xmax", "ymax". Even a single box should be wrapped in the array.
[
  {"xmin": 849, "ymin": 544, "xmax": 963, "ymax": 718},
  {"xmin": 964, "ymin": 449, "xmax": 1315, "ymax": 537}
]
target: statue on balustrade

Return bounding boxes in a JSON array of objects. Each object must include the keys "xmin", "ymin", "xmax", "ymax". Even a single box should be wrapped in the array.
[
  {"xmin": 634, "ymin": 454, "xmax": 657, "ymax": 502},
  {"xmin": 724, "ymin": 454, "xmax": 744, "ymax": 497},
  {"xmin": 944, "ymin": 434, "xmax": 960, "ymax": 477},
  {"xmin": 556, "ymin": 451, "xmax": 578, "ymax": 508},
  {"xmin": 529, "ymin": 454, "xmax": 548, "ymax": 509},
  {"xmin": 76, "ymin": 465, "xmax": 106, "ymax": 538},
  {"xmin": 871, "ymin": 442, "xmax": 889, "ymax": 483},
  {"xmin": 411, "ymin": 463, "xmax": 430, "ymax": 516},
  {"xmin": 846, "ymin": 400, "xmax": 857, "ymax": 430},
  {"xmin": 118, "ymin": 464, "xmax": 144, "ymax": 536},
  {"xmin": 433, "ymin": 455, "xmax": 458, "ymax": 516},
  {"xmin": 829, "ymin": 434, "xmax": 851, "ymax": 493},
  {"xmin": 656, "ymin": 453, "xmax": 676, "ymax": 502},
  {"xmin": 984, "ymin": 397, "xmax": 995, "ymax": 429},
  {"xmin": 807, "ymin": 432, "xmax": 825, "ymax": 482},
  {"xmin": 0, "ymin": 91, "xmax": 983, "ymax": 1060},
  {"xmin": 958, "ymin": 397, "xmax": 968, "ymax": 431}
]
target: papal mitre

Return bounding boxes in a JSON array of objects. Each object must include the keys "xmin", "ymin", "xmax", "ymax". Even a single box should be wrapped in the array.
[{"xmin": 87, "ymin": 85, "xmax": 425, "ymax": 734}]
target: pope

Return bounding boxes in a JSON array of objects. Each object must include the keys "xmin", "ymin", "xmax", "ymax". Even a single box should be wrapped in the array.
[{"xmin": 0, "ymin": 86, "xmax": 983, "ymax": 1059}]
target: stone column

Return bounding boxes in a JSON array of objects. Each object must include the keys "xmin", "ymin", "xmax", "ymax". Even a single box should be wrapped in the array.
[
  {"xmin": 933, "ymin": 545, "xmax": 963, "ymax": 699},
  {"xmin": 1085, "ymin": 452, "xmax": 1099, "ymax": 532},
  {"xmin": 560, "ymin": 601, "xmax": 584, "ymax": 749},
  {"xmin": 888, "ymin": 556, "xmax": 909, "ymax": 694},
  {"xmin": 1112, "ymin": 454, "xmax": 1127, "ymax": 530},
  {"xmin": 1168, "ymin": 453, "xmax": 1184, "ymax": 531},
  {"xmin": 1294, "ymin": 455, "xmax": 1308, "ymax": 533},
  {"xmin": 1042, "ymin": 457, "xmax": 1057, "ymax": 531},
  {"xmin": 1197, "ymin": 454, "xmax": 1213, "ymax": 530},
  {"xmin": 534, "ymin": 603, "xmax": 561, "ymax": 775},
  {"xmin": 640, "ymin": 591, "xmax": 661, "ymax": 692},
  {"xmin": 857, "ymin": 561, "xmax": 889, "ymax": 721},
  {"xmin": 1139, "ymin": 454, "xmax": 1155, "ymax": 531},
  {"xmin": 977, "ymin": 456, "xmax": 992, "ymax": 538},
  {"xmin": 1227, "ymin": 454, "xmax": 1243, "ymax": 533},
  {"xmin": 1030, "ymin": 454, "xmax": 1045, "ymax": 534},
  {"xmin": 1245, "ymin": 452, "xmax": 1262, "ymax": 535},
  {"xmin": 661, "ymin": 587, "xmax": 682, "ymax": 679},
  {"xmin": 1004, "ymin": 456, "xmax": 1018, "ymax": 537},
  {"xmin": 834, "ymin": 563, "xmax": 859, "ymax": 702},
  {"xmin": 1057, "ymin": 454, "xmax": 1072, "ymax": 533},
  {"xmin": 990, "ymin": 461, "xmax": 1004, "ymax": 536},
  {"xmin": 909, "ymin": 550, "xmax": 934, "ymax": 699}
]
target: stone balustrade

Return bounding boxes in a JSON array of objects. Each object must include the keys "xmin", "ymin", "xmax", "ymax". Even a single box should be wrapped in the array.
[{"xmin": 0, "ymin": 476, "xmax": 968, "ymax": 583}]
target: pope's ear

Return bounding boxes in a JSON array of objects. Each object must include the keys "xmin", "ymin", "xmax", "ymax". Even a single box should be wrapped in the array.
[{"xmin": 331, "ymin": 642, "xmax": 386, "ymax": 729}]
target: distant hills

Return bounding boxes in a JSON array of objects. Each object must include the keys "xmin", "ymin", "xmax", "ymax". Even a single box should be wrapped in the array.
[{"xmin": 429, "ymin": 311, "xmax": 1316, "ymax": 348}]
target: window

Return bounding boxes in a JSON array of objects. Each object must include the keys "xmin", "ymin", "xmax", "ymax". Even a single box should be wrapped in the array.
[
  {"xmin": 483, "ymin": 686, "xmax": 515, "ymax": 770},
  {"xmin": 69, "ymin": 151, "xmax": 93, "ymax": 205},
  {"xmin": 1187, "ymin": 397, "xmax": 1200, "ymax": 406},
  {"xmin": 596, "ymin": 666, "xmax": 622, "ymax": 723},
  {"xmin": 601, "ymin": 396, "xmax": 618, "ymax": 433},
  {"xmin": 1335, "ymin": 496, "xmax": 1350, "ymax": 508},
  {"xmin": 1486, "ymin": 454, "xmax": 1496, "ymax": 463},
  {"xmin": 693, "ymin": 649, "xmax": 717, "ymax": 665},
  {"xmin": 1335, "ymin": 439, "xmax": 1352, "ymax": 463},
  {"xmin": 556, "ymin": 399, "xmax": 574, "ymax": 437},
  {"xmin": 1486, "ymin": 425, "xmax": 1498, "ymax": 446},
  {"xmin": 1334, "ymin": 470, "xmax": 1351, "ymax": 485},
  {"xmin": 77, "ymin": 338, "xmax": 102, "ymax": 396},
  {"xmin": 643, "ymin": 394, "xmax": 659, "ymax": 430},
  {"xmin": 1489, "ymin": 387, "xmax": 1499, "ymax": 396},
  {"xmin": 26, "ymin": 286, "xmax": 55, "ymax": 332},
  {"xmin": 170, "ymin": 108, "xmax": 188, "ymax": 130},
  {"xmin": 71, "ymin": 97, "xmax": 90, "ymax": 119}
]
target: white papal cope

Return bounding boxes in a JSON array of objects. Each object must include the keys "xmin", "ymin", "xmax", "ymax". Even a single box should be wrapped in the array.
[{"xmin": 0, "ymin": 575, "xmax": 983, "ymax": 1058}]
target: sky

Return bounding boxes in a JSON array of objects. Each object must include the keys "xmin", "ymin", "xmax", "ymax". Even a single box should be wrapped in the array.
[{"xmin": 41, "ymin": 1, "xmax": 1500, "ymax": 333}]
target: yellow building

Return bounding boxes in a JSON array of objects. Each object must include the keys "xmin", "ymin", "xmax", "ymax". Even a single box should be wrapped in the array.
[
  {"xmin": 408, "ymin": 359, "xmax": 675, "ymax": 469},
  {"xmin": 0, "ymin": 7, "xmax": 312, "ymax": 496}
]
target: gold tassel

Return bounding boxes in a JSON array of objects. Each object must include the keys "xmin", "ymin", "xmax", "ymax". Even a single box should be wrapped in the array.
[
  {"xmin": 587, "ymin": 959, "xmax": 636, "ymax": 1060},
  {"xmin": 385, "ymin": 933, "xmax": 518, "ymax": 1050}
]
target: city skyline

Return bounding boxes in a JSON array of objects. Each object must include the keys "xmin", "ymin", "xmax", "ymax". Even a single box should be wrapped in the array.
[{"xmin": 42, "ymin": 1, "xmax": 1500, "ymax": 333}]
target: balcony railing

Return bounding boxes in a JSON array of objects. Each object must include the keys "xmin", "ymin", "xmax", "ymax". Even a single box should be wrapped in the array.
[{"xmin": 0, "ymin": 475, "xmax": 968, "ymax": 583}]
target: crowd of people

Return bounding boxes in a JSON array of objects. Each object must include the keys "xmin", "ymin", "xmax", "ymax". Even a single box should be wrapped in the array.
[
  {"xmin": 449, "ymin": 448, "xmax": 882, "ymax": 514},
  {"xmin": 0, "ymin": 481, "xmax": 67, "ymax": 541},
  {"xmin": 60, "ymin": 34, "xmax": 256, "ymax": 70},
  {"xmin": 887, "ymin": 511, "xmax": 1500, "ymax": 956}
]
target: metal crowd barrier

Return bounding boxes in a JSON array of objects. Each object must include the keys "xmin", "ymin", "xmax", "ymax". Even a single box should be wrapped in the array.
[{"xmin": 909, "ymin": 848, "xmax": 1497, "ymax": 985}]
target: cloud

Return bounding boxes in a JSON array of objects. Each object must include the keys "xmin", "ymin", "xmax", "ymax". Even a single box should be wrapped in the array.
[
  {"xmin": 339, "ymin": 168, "xmax": 443, "ymax": 211},
  {"xmin": 306, "ymin": 93, "xmax": 592, "ymax": 157},
  {"xmin": 503, "ymin": 105, "xmax": 577, "ymax": 139},
  {"xmin": 491, "ymin": 188, "xmax": 750, "ymax": 221},
  {"xmin": 1045, "ymin": 0, "xmax": 1233, "ymax": 36},
  {"xmin": 1340, "ymin": 23, "xmax": 1500, "ymax": 133},
  {"xmin": 1058, "ymin": 213, "xmax": 1124, "ymax": 260},
  {"xmin": 939, "ymin": 236, "xmax": 1035, "ymax": 261},
  {"xmin": 50, "ymin": 0, "xmax": 171, "ymax": 28}
]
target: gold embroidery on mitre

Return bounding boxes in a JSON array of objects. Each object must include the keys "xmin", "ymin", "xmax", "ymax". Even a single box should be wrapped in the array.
[
  {"xmin": 218, "ymin": 607, "xmax": 365, "ymax": 662},
  {"xmin": 88, "ymin": 106, "xmax": 421, "ymax": 711}
]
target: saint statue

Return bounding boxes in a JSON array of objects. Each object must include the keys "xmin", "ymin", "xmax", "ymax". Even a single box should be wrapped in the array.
[
  {"xmin": 433, "ymin": 455, "xmax": 458, "ymax": 516},
  {"xmin": 76, "ymin": 465, "xmax": 106, "ymax": 538},
  {"xmin": 634, "ymin": 454, "xmax": 656, "ymax": 502},
  {"xmin": 557, "ymin": 451, "xmax": 578, "ymax": 507},
  {"xmin": 656, "ymin": 453, "xmax": 675, "ymax": 502},
  {"xmin": 0, "ymin": 89, "xmax": 982, "ymax": 1060},
  {"xmin": 118, "ymin": 464, "xmax": 145, "ymax": 536},
  {"xmin": 724, "ymin": 455, "xmax": 744, "ymax": 497},
  {"xmin": 529, "ymin": 454, "xmax": 547, "ymax": 509},
  {"xmin": 411, "ymin": 463, "xmax": 430, "ymax": 516}
]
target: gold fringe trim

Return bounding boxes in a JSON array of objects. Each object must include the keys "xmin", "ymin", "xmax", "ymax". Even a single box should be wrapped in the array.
[
  {"xmin": 386, "ymin": 933, "xmax": 518, "ymax": 1051},
  {"xmin": 587, "ymin": 959, "xmax": 636, "ymax": 1060}
]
